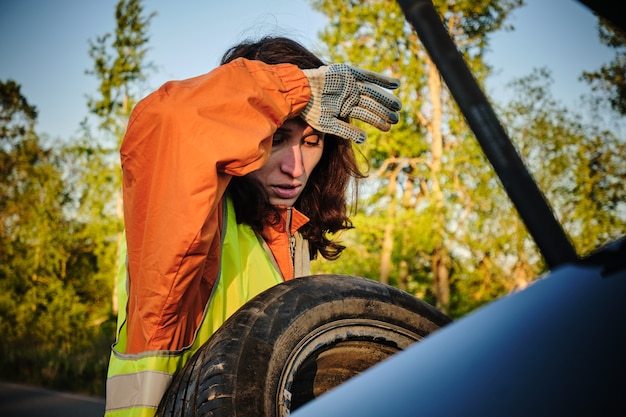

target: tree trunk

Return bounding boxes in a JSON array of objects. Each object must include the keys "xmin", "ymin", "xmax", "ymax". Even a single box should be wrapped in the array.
[
  {"xmin": 426, "ymin": 54, "xmax": 451, "ymax": 312},
  {"xmin": 379, "ymin": 164, "xmax": 403, "ymax": 285},
  {"xmin": 433, "ymin": 246, "xmax": 451, "ymax": 313}
]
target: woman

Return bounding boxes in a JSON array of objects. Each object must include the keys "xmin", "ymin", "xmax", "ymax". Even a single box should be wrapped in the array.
[{"xmin": 105, "ymin": 36, "xmax": 401, "ymax": 417}]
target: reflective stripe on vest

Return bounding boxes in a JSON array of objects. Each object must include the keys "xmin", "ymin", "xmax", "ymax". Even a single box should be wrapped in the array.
[{"xmin": 105, "ymin": 196, "xmax": 284, "ymax": 416}]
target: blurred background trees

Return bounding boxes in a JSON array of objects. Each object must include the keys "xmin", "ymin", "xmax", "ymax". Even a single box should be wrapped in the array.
[
  {"xmin": 308, "ymin": 0, "xmax": 625, "ymax": 317},
  {"xmin": 0, "ymin": 79, "xmax": 112, "ymax": 394},
  {"xmin": 0, "ymin": 0, "xmax": 624, "ymax": 397},
  {"xmin": 0, "ymin": 0, "xmax": 153, "ymax": 395}
]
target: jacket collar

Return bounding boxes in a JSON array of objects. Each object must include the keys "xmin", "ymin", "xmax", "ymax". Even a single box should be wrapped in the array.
[{"xmin": 263, "ymin": 206, "xmax": 309, "ymax": 240}]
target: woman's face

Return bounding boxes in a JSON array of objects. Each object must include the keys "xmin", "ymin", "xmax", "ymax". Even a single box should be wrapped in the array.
[{"xmin": 248, "ymin": 118, "xmax": 325, "ymax": 207}]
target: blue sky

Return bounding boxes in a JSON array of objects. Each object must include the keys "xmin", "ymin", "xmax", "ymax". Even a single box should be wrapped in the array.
[{"xmin": 0, "ymin": 0, "xmax": 614, "ymax": 141}]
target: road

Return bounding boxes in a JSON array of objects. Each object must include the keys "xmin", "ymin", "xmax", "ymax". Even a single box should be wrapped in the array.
[{"xmin": 0, "ymin": 381, "xmax": 105, "ymax": 417}]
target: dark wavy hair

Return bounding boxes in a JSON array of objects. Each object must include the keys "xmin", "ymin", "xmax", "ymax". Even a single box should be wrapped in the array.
[{"xmin": 221, "ymin": 36, "xmax": 367, "ymax": 260}]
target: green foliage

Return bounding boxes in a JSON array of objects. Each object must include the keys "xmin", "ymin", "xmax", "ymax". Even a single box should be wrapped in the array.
[
  {"xmin": 0, "ymin": 279, "xmax": 110, "ymax": 392},
  {"xmin": 0, "ymin": 80, "xmax": 115, "ymax": 395},
  {"xmin": 86, "ymin": 0, "xmax": 156, "ymax": 137},
  {"xmin": 581, "ymin": 18, "xmax": 626, "ymax": 116},
  {"xmin": 0, "ymin": 0, "xmax": 155, "ymax": 397},
  {"xmin": 309, "ymin": 0, "xmax": 525, "ymax": 316},
  {"xmin": 308, "ymin": 0, "xmax": 624, "ymax": 319},
  {"xmin": 0, "ymin": 80, "xmax": 38, "ymax": 140},
  {"xmin": 502, "ymin": 68, "xmax": 626, "ymax": 256}
]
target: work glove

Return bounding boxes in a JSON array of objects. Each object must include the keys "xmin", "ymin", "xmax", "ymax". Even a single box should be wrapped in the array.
[{"xmin": 301, "ymin": 64, "xmax": 402, "ymax": 144}]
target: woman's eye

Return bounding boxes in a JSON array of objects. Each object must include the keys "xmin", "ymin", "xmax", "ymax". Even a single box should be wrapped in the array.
[{"xmin": 304, "ymin": 135, "xmax": 321, "ymax": 146}]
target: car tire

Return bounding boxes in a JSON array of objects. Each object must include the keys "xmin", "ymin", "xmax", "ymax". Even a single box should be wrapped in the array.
[{"xmin": 156, "ymin": 274, "xmax": 451, "ymax": 417}]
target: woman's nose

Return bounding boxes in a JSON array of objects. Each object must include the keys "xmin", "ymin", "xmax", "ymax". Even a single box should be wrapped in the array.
[{"xmin": 280, "ymin": 144, "xmax": 305, "ymax": 178}]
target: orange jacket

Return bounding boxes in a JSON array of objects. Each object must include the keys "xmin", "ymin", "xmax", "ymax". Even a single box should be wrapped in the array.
[{"xmin": 120, "ymin": 58, "xmax": 311, "ymax": 354}]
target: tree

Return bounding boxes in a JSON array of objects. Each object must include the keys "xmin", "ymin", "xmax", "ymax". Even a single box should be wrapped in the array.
[
  {"xmin": 582, "ymin": 18, "xmax": 626, "ymax": 116},
  {"xmin": 86, "ymin": 0, "xmax": 156, "ymax": 138},
  {"xmin": 83, "ymin": 0, "xmax": 156, "ymax": 316},
  {"xmin": 0, "ymin": 80, "xmax": 111, "ymax": 394},
  {"xmin": 502, "ymin": 69, "xmax": 626, "ymax": 257},
  {"xmin": 452, "ymin": 68, "xmax": 626, "ymax": 314},
  {"xmin": 309, "ymin": 0, "xmax": 524, "ymax": 315},
  {"xmin": 0, "ymin": 0, "xmax": 157, "ymax": 396}
]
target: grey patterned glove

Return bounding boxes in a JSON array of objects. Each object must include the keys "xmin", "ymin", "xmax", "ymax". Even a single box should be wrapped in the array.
[{"xmin": 301, "ymin": 64, "xmax": 402, "ymax": 144}]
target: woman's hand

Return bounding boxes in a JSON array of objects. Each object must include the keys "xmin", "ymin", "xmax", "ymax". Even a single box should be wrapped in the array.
[{"xmin": 301, "ymin": 64, "xmax": 402, "ymax": 143}]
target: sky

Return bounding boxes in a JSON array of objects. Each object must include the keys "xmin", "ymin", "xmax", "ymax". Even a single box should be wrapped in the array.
[{"xmin": 0, "ymin": 0, "xmax": 615, "ymax": 141}]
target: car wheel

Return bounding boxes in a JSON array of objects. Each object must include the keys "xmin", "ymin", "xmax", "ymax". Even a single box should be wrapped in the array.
[{"xmin": 157, "ymin": 274, "xmax": 451, "ymax": 417}]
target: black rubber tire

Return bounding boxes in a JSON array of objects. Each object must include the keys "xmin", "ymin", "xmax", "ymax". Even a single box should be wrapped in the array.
[{"xmin": 157, "ymin": 274, "xmax": 451, "ymax": 417}]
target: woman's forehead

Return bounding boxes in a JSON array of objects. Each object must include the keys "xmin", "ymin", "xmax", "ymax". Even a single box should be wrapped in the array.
[
  {"xmin": 280, "ymin": 118, "xmax": 308, "ymax": 129},
  {"xmin": 279, "ymin": 118, "xmax": 325, "ymax": 137}
]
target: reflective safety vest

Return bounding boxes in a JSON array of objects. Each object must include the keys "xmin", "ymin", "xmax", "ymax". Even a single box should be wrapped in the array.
[{"xmin": 105, "ymin": 197, "xmax": 285, "ymax": 416}]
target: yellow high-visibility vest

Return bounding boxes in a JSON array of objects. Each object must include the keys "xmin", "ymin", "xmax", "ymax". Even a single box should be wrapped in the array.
[{"xmin": 105, "ymin": 196, "xmax": 285, "ymax": 417}]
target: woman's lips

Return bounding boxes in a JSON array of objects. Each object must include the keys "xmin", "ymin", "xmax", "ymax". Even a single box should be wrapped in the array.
[{"xmin": 272, "ymin": 185, "xmax": 301, "ymax": 200}]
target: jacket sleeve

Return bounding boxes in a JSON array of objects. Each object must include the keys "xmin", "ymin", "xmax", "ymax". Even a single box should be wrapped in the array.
[{"xmin": 120, "ymin": 58, "xmax": 310, "ymax": 353}]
